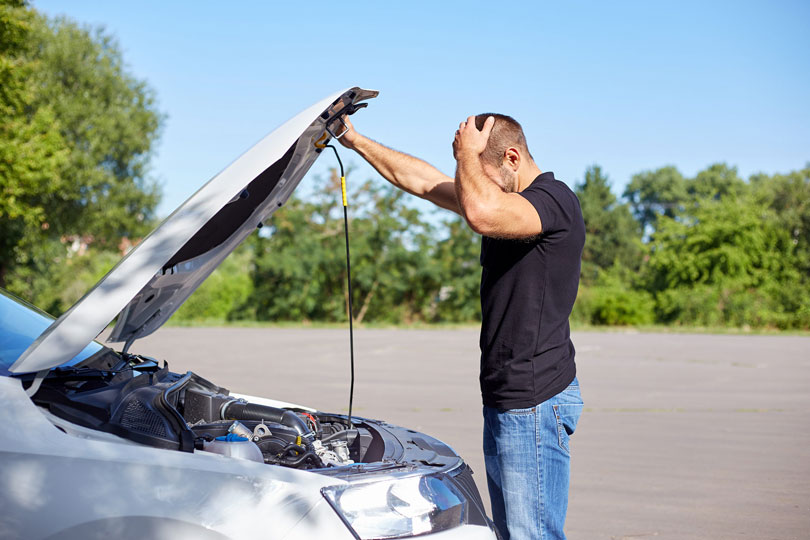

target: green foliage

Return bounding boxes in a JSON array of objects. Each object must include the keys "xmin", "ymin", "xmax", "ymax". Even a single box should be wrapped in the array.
[
  {"xmin": 29, "ymin": 15, "xmax": 162, "ymax": 244},
  {"xmin": 173, "ymin": 245, "xmax": 255, "ymax": 322},
  {"xmin": 248, "ymin": 171, "xmax": 464, "ymax": 324},
  {"xmin": 572, "ymin": 161, "xmax": 809, "ymax": 330},
  {"xmin": 0, "ymin": 0, "xmax": 68, "ymax": 284},
  {"xmin": 575, "ymin": 165, "xmax": 642, "ymax": 284},
  {"xmin": 428, "ymin": 217, "xmax": 482, "ymax": 322},
  {"xmin": 591, "ymin": 287, "xmax": 655, "ymax": 326},
  {"xmin": 641, "ymin": 189, "xmax": 808, "ymax": 329},
  {"xmin": 644, "ymin": 197, "xmax": 778, "ymax": 290},
  {"xmin": 3, "ymin": 243, "xmax": 119, "ymax": 315},
  {"xmin": 0, "ymin": 2, "xmax": 162, "ymax": 290},
  {"xmin": 688, "ymin": 163, "xmax": 746, "ymax": 202},
  {"xmin": 751, "ymin": 165, "xmax": 810, "ymax": 276},
  {"xmin": 250, "ymin": 176, "xmax": 348, "ymax": 323},
  {"xmin": 572, "ymin": 270, "xmax": 655, "ymax": 326},
  {"xmin": 340, "ymin": 177, "xmax": 438, "ymax": 323},
  {"xmin": 653, "ymin": 283, "xmax": 809, "ymax": 329},
  {"xmin": 623, "ymin": 165, "xmax": 687, "ymax": 233}
]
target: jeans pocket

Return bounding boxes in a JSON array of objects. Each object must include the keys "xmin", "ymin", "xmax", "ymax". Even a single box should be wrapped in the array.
[
  {"xmin": 552, "ymin": 384, "xmax": 584, "ymax": 454},
  {"xmin": 504, "ymin": 406, "xmax": 535, "ymax": 416}
]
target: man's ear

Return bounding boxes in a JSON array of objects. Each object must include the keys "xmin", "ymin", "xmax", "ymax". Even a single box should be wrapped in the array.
[{"xmin": 503, "ymin": 147, "xmax": 521, "ymax": 172}]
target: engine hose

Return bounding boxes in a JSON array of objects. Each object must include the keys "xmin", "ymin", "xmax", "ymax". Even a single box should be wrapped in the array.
[
  {"xmin": 284, "ymin": 444, "xmax": 308, "ymax": 457},
  {"xmin": 222, "ymin": 401, "xmax": 312, "ymax": 439},
  {"xmin": 321, "ymin": 428, "xmax": 358, "ymax": 444},
  {"xmin": 282, "ymin": 450, "xmax": 323, "ymax": 469},
  {"xmin": 255, "ymin": 437, "xmax": 289, "ymax": 454}
]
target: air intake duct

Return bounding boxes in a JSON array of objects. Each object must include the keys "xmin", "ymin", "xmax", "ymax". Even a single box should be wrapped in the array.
[{"xmin": 221, "ymin": 400, "xmax": 312, "ymax": 440}]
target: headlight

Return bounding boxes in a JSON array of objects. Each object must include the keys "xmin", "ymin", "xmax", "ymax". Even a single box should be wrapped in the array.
[{"xmin": 322, "ymin": 474, "xmax": 467, "ymax": 539}]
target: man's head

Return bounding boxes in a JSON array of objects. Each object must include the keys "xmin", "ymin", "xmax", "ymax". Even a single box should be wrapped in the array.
[{"xmin": 474, "ymin": 113, "xmax": 535, "ymax": 193}]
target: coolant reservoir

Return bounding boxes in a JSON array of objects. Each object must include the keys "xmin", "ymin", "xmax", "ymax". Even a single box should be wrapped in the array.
[{"xmin": 202, "ymin": 434, "xmax": 264, "ymax": 463}]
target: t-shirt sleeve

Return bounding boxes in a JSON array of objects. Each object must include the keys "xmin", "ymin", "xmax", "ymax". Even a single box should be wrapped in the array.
[{"xmin": 518, "ymin": 182, "xmax": 573, "ymax": 235}]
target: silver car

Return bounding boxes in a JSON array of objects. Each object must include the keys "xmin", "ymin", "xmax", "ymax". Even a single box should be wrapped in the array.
[{"xmin": 0, "ymin": 87, "xmax": 496, "ymax": 540}]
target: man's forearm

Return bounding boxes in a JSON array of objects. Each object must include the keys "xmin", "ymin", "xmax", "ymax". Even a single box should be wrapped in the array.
[
  {"xmin": 348, "ymin": 134, "xmax": 452, "ymax": 200},
  {"xmin": 454, "ymin": 152, "xmax": 501, "ymax": 223}
]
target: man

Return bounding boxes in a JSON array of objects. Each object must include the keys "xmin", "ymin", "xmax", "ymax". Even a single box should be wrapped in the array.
[{"xmin": 339, "ymin": 113, "xmax": 585, "ymax": 540}]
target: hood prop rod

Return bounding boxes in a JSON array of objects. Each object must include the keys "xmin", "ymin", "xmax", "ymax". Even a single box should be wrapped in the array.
[
  {"xmin": 326, "ymin": 143, "xmax": 355, "ymax": 428},
  {"xmin": 121, "ymin": 335, "xmax": 136, "ymax": 356}
]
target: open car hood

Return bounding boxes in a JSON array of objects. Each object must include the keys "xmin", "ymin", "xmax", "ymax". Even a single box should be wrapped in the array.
[{"xmin": 10, "ymin": 87, "xmax": 377, "ymax": 374}]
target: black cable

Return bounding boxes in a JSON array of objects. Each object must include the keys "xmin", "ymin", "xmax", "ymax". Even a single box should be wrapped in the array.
[{"xmin": 325, "ymin": 144, "xmax": 355, "ymax": 429}]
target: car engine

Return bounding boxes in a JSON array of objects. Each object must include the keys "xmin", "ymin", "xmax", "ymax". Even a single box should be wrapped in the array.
[
  {"xmin": 30, "ymin": 353, "xmax": 381, "ymax": 469},
  {"xmin": 183, "ymin": 387, "xmax": 365, "ymax": 469}
]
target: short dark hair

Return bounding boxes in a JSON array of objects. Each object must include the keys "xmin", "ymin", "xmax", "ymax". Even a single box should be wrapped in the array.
[{"xmin": 474, "ymin": 113, "xmax": 533, "ymax": 167}]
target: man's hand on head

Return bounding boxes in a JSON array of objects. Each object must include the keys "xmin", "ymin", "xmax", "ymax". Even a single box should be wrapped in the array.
[
  {"xmin": 453, "ymin": 115, "xmax": 494, "ymax": 161},
  {"xmin": 452, "ymin": 114, "xmax": 543, "ymax": 238}
]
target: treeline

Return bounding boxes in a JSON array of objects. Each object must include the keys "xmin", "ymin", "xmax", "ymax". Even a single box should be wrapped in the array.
[
  {"xmin": 572, "ymin": 164, "xmax": 809, "ymax": 328},
  {"xmin": 12, "ymin": 163, "xmax": 809, "ymax": 330},
  {"xmin": 2, "ymin": 2, "xmax": 808, "ymax": 330},
  {"xmin": 171, "ymin": 163, "xmax": 808, "ymax": 329}
]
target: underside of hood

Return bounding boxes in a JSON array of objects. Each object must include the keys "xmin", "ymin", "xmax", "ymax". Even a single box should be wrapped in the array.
[{"xmin": 10, "ymin": 87, "xmax": 377, "ymax": 374}]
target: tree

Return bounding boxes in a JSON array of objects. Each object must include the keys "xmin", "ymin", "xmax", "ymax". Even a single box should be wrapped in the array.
[
  {"xmin": 642, "ymin": 194, "xmax": 806, "ymax": 328},
  {"xmin": 340, "ymin": 175, "xmax": 438, "ymax": 324},
  {"xmin": 1, "ymin": 3, "xmax": 163, "ymax": 301},
  {"xmin": 0, "ymin": 0, "xmax": 67, "ymax": 285},
  {"xmin": 250, "ymin": 171, "xmax": 441, "ymax": 324},
  {"xmin": 751, "ymin": 165, "xmax": 810, "ymax": 276},
  {"xmin": 687, "ymin": 163, "xmax": 746, "ymax": 202},
  {"xmin": 28, "ymin": 14, "xmax": 163, "ymax": 246},
  {"xmin": 428, "ymin": 215, "xmax": 482, "ymax": 322},
  {"xmin": 249, "ymin": 177, "xmax": 347, "ymax": 323},
  {"xmin": 623, "ymin": 165, "xmax": 687, "ymax": 234},
  {"xmin": 574, "ymin": 165, "xmax": 642, "ymax": 283}
]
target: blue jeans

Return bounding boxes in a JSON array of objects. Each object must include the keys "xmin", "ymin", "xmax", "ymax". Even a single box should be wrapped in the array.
[{"xmin": 483, "ymin": 379, "xmax": 583, "ymax": 540}]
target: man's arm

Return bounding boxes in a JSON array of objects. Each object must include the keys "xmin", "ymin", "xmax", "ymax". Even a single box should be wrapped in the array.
[
  {"xmin": 453, "ymin": 116, "xmax": 543, "ymax": 239},
  {"xmin": 338, "ymin": 117, "xmax": 460, "ymax": 214}
]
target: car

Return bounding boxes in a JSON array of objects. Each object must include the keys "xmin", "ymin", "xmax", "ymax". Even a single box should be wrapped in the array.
[{"xmin": 0, "ymin": 87, "xmax": 497, "ymax": 540}]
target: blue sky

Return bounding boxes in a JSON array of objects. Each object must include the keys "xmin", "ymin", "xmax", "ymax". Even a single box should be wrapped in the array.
[{"xmin": 34, "ymin": 1, "xmax": 810, "ymax": 218}]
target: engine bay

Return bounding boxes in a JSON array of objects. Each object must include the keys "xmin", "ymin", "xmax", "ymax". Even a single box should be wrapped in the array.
[{"xmin": 29, "ymin": 350, "xmax": 384, "ymax": 470}]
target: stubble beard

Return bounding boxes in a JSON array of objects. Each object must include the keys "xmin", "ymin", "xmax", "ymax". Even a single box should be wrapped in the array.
[{"xmin": 500, "ymin": 165, "xmax": 518, "ymax": 193}]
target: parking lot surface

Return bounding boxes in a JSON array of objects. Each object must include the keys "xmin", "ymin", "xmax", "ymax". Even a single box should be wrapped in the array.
[{"xmin": 131, "ymin": 328, "xmax": 810, "ymax": 539}]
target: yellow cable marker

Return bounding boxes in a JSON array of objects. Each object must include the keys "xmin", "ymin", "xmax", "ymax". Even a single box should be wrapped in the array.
[{"xmin": 341, "ymin": 176, "xmax": 347, "ymax": 207}]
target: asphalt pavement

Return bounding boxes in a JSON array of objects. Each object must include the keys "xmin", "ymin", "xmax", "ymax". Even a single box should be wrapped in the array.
[{"xmin": 130, "ymin": 328, "xmax": 810, "ymax": 540}]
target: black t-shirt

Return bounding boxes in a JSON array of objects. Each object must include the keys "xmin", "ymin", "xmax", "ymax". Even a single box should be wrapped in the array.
[{"xmin": 479, "ymin": 172, "xmax": 585, "ymax": 410}]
